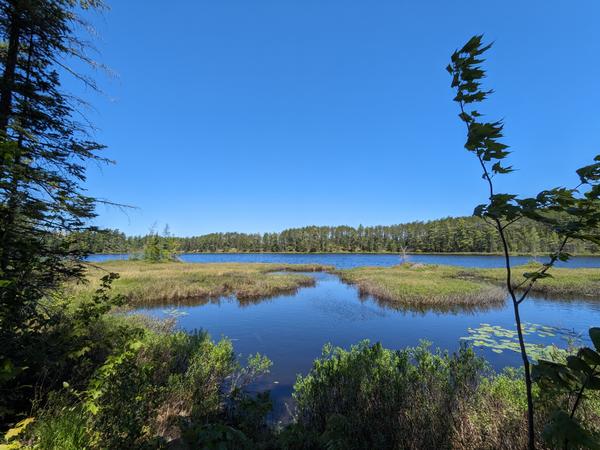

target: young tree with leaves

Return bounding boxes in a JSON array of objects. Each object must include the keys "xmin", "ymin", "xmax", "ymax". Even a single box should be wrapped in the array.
[{"xmin": 448, "ymin": 35, "xmax": 600, "ymax": 449}]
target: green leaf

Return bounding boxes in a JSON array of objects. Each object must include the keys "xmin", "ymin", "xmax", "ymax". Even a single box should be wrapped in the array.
[
  {"xmin": 590, "ymin": 328, "xmax": 600, "ymax": 352},
  {"xmin": 567, "ymin": 355, "xmax": 593, "ymax": 374},
  {"xmin": 492, "ymin": 162, "xmax": 514, "ymax": 174},
  {"xmin": 580, "ymin": 347, "xmax": 600, "ymax": 366},
  {"xmin": 542, "ymin": 410, "xmax": 600, "ymax": 449}
]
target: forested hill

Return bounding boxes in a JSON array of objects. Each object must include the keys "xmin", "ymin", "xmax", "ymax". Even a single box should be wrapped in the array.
[{"xmin": 79, "ymin": 216, "xmax": 599, "ymax": 255}]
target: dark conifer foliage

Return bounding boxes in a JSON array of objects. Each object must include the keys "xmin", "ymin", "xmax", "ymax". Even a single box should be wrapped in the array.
[
  {"xmin": 0, "ymin": 0, "xmax": 105, "ymax": 326},
  {"xmin": 86, "ymin": 217, "xmax": 600, "ymax": 255},
  {"xmin": 0, "ymin": 0, "xmax": 106, "ymax": 421}
]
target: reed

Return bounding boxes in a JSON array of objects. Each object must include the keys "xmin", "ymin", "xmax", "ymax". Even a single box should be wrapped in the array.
[
  {"xmin": 69, "ymin": 261, "xmax": 333, "ymax": 306},
  {"xmin": 459, "ymin": 263, "xmax": 600, "ymax": 298},
  {"xmin": 337, "ymin": 263, "xmax": 506, "ymax": 310}
]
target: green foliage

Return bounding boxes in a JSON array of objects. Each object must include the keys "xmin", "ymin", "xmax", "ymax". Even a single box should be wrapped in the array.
[
  {"xmin": 79, "ymin": 216, "xmax": 600, "ymax": 255},
  {"xmin": 71, "ymin": 229, "xmax": 130, "ymax": 254},
  {"xmin": 0, "ymin": 0, "xmax": 107, "ymax": 335},
  {"xmin": 449, "ymin": 35, "xmax": 600, "ymax": 264},
  {"xmin": 142, "ymin": 225, "xmax": 179, "ymax": 262},
  {"xmin": 0, "ymin": 0, "xmax": 108, "ymax": 428},
  {"xmin": 533, "ymin": 327, "xmax": 600, "ymax": 448},
  {"xmin": 31, "ymin": 404, "xmax": 88, "ymax": 450},
  {"xmin": 84, "ymin": 328, "xmax": 271, "ymax": 449},
  {"xmin": 449, "ymin": 34, "xmax": 600, "ymax": 449},
  {"xmin": 84, "ymin": 339, "xmax": 152, "ymax": 448},
  {"xmin": 291, "ymin": 340, "xmax": 486, "ymax": 449},
  {"xmin": 0, "ymin": 272, "xmax": 135, "ymax": 427}
]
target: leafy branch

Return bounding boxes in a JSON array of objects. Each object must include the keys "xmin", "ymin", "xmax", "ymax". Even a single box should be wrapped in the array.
[{"xmin": 448, "ymin": 35, "xmax": 600, "ymax": 449}]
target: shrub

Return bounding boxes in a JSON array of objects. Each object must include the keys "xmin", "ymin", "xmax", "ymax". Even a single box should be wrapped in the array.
[
  {"xmin": 85, "ymin": 328, "xmax": 272, "ymax": 449},
  {"xmin": 291, "ymin": 340, "xmax": 486, "ymax": 449},
  {"xmin": 0, "ymin": 274, "xmax": 135, "ymax": 428},
  {"xmin": 287, "ymin": 341, "xmax": 600, "ymax": 449}
]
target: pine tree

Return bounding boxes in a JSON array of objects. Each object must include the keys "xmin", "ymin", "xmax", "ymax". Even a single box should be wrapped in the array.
[{"xmin": 0, "ymin": 0, "xmax": 106, "ymax": 416}]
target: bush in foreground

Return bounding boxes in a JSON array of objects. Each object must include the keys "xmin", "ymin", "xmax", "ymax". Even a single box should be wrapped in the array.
[
  {"xmin": 7, "ymin": 317, "xmax": 600, "ymax": 449},
  {"xmin": 285, "ymin": 341, "xmax": 600, "ymax": 450},
  {"xmin": 26, "ymin": 328, "xmax": 272, "ymax": 450}
]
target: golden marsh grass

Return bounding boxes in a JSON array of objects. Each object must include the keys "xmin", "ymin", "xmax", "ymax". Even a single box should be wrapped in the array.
[{"xmin": 69, "ymin": 260, "xmax": 333, "ymax": 305}]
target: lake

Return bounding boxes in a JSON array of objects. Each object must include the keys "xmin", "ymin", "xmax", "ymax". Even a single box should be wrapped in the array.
[
  {"xmin": 125, "ymin": 258, "xmax": 600, "ymax": 419},
  {"xmin": 89, "ymin": 252, "xmax": 600, "ymax": 268}
]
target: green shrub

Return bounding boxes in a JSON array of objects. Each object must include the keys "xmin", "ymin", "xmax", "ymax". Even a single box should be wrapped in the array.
[
  {"xmin": 0, "ymin": 274, "xmax": 135, "ymax": 428},
  {"xmin": 85, "ymin": 329, "xmax": 272, "ymax": 449},
  {"xmin": 291, "ymin": 340, "xmax": 486, "ymax": 450}
]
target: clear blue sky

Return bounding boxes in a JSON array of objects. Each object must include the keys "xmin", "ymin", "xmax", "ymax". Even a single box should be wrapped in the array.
[{"xmin": 75, "ymin": 0, "xmax": 600, "ymax": 236}]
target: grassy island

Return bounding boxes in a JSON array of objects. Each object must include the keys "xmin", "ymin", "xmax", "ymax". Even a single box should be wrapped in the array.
[
  {"xmin": 337, "ymin": 264, "xmax": 506, "ymax": 310},
  {"xmin": 338, "ymin": 263, "xmax": 600, "ymax": 310},
  {"xmin": 70, "ymin": 261, "xmax": 333, "ymax": 305},
  {"xmin": 74, "ymin": 261, "xmax": 600, "ymax": 310},
  {"xmin": 463, "ymin": 264, "xmax": 600, "ymax": 298}
]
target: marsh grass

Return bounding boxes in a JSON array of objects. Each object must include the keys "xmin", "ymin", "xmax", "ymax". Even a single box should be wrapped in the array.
[
  {"xmin": 461, "ymin": 263, "xmax": 600, "ymax": 298},
  {"xmin": 338, "ymin": 263, "xmax": 600, "ymax": 311},
  {"xmin": 70, "ymin": 261, "xmax": 600, "ymax": 312},
  {"xmin": 337, "ymin": 263, "xmax": 507, "ymax": 311},
  {"xmin": 69, "ymin": 261, "xmax": 333, "ymax": 306}
]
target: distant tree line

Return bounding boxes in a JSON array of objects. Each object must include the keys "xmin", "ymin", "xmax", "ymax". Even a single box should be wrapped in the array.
[{"xmin": 79, "ymin": 216, "xmax": 600, "ymax": 254}]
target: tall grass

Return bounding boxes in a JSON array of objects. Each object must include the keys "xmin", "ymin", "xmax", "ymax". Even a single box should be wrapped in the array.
[
  {"xmin": 32, "ymin": 407, "xmax": 88, "ymax": 450},
  {"xmin": 338, "ymin": 263, "xmax": 506, "ymax": 312},
  {"xmin": 338, "ymin": 263, "xmax": 600, "ymax": 312},
  {"xmin": 69, "ymin": 261, "xmax": 333, "ymax": 306},
  {"xmin": 461, "ymin": 263, "xmax": 600, "ymax": 298}
]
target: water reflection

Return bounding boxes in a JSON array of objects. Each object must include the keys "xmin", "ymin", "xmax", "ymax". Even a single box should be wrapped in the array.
[
  {"xmin": 133, "ymin": 271, "xmax": 600, "ymax": 419},
  {"xmin": 129, "ymin": 283, "xmax": 314, "ymax": 309},
  {"xmin": 354, "ymin": 288, "xmax": 507, "ymax": 315}
]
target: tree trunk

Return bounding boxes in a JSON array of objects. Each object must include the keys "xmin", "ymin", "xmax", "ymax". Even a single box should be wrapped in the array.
[{"xmin": 0, "ymin": 3, "xmax": 22, "ymax": 133}]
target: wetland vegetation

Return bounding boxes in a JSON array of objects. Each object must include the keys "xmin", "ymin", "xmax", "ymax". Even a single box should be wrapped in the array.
[
  {"xmin": 338, "ymin": 263, "xmax": 600, "ymax": 309},
  {"xmin": 337, "ymin": 263, "xmax": 507, "ymax": 310},
  {"xmin": 71, "ymin": 261, "xmax": 332, "ymax": 305},
  {"xmin": 73, "ymin": 260, "xmax": 600, "ymax": 312}
]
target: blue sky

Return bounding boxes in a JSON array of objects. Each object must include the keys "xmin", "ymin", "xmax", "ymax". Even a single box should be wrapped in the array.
[{"xmin": 74, "ymin": 1, "xmax": 600, "ymax": 236}]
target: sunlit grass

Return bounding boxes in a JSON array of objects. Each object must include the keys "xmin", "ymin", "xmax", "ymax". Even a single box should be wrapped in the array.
[
  {"xmin": 338, "ymin": 263, "xmax": 600, "ymax": 312},
  {"xmin": 69, "ymin": 260, "xmax": 333, "ymax": 305},
  {"xmin": 70, "ymin": 261, "xmax": 600, "ymax": 311},
  {"xmin": 337, "ymin": 263, "xmax": 506, "ymax": 311},
  {"xmin": 461, "ymin": 263, "xmax": 600, "ymax": 298}
]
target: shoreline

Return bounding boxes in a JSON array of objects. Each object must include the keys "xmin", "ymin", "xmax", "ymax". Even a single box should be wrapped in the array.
[{"xmin": 89, "ymin": 251, "xmax": 600, "ymax": 257}]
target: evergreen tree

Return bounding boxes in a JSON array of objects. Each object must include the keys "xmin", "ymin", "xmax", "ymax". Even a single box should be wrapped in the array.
[{"xmin": 0, "ymin": 0, "xmax": 105, "ymax": 421}]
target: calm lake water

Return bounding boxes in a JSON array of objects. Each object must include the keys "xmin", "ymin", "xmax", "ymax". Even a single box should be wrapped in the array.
[
  {"xmin": 129, "ymin": 266, "xmax": 600, "ymax": 419},
  {"xmin": 90, "ymin": 252, "xmax": 600, "ymax": 268}
]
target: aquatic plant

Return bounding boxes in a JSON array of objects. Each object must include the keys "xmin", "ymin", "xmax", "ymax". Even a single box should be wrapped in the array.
[{"xmin": 462, "ymin": 323, "xmax": 581, "ymax": 361}]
